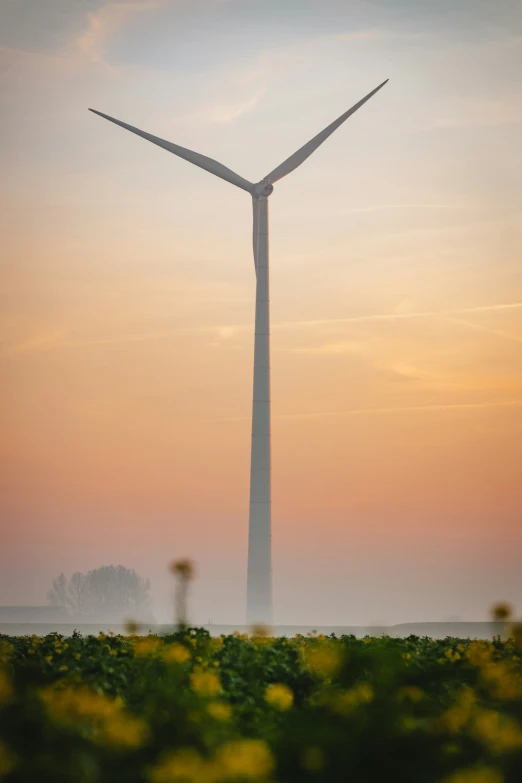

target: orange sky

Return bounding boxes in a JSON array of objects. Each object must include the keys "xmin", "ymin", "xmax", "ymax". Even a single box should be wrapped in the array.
[{"xmin": 1, "ymin": 0, "xmax": 521, "ymax": 625}]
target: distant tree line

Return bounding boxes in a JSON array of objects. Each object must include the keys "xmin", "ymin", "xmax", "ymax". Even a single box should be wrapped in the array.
[{"xmin": 47, "ymin": 565, "xmax": 153, "ymax": 620}]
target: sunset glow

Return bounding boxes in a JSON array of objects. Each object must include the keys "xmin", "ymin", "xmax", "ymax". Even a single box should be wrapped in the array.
[{"xmin": 1, "ymin": 0, "xmax": 521, "ymax": 625}]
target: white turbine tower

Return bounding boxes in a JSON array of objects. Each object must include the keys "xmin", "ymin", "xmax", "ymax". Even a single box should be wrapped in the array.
[{"xmin": 89, "ymin": 78, "xmax": 388, "ymax": 626}]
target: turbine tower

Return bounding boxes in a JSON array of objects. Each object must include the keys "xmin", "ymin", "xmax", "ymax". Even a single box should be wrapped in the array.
[{"xmin": 89, "ymin": 78, "xmax": 388, "ymax": 626}]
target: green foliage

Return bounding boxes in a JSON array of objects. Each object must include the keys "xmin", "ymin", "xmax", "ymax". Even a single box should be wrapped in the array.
[{"xmin": 1, "ymin": 629, "xmax": 522, "ymax": 782}]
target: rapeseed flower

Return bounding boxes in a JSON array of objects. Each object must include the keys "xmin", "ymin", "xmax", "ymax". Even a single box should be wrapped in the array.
[
  {"xmin": 471, "ymin": 709, "xmax": 522, "ymax": 754},
  {"xmin": 40, "ymin": 685, "xmax": 148, "ymax": 749},
  {"xmin": 479, "ymin": 661, "xmax": 522, "ymax": 700},
  {"xmin": 330, "ymin": 683, "xmax": 374, "ymax": 716},
  {"xmin": 215, "ymin": 739, "xmax": 274, "ymax": 780},
  {"xmin": 467, "ymin": 641, "xmax": 493, "ymax": 668},
  {"xmin": 190, "ymin": 671, "xmax": 221, "ymax": 698},
  {"xmin": 170, "ymin": 559, "xmax": 195, "ymax": 580},
  {"xmin": 134, "ymin": 638, "xmax": 162, "ymax": 657},
  {"xmin": 162, "ymin": 643, "xmax": 191, "ymax": 665},
  {"xmin": 103, "ymin": 714, "xmax": 149, "ymax": 749},
  {"xmin": 438, "ymin": 688, "xmax": 476, "ymax": 733},
  {"xmin": 491, "ymin": 603, "xmax": 512, "ymax": 622},
  {"xmin": 443, "ymin": 765, "xmax": 503, "ymax": 783},
  {"xmin": 207, "ymin": 702, "xmax": 232, "ymax": 721},
  {"xmin": 149, "ymin": 748, "xmax": 203, "ymax": 783},
  {"xmin": 304, "ymin": 643, "xmax": 342, "ymax": 679},
  {"xmin": 264, "ymin": 683, "xmax": 294, "ymax": 711}
]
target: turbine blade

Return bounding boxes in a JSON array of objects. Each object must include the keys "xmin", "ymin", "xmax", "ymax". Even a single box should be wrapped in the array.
[
  {"xmin": 264, "ymin": 79, "xmax": 388, "ymax": 184},
  {"xmin": 252, "ymin": 195, "xmax": 259, "ymax": 274},
  {"xmin": 89, "ymin": 109, "xmax": 254, "ymax": 193}
]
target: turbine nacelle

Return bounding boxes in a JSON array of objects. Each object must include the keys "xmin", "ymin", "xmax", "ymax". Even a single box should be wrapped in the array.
[{"xmin": 253, "ymin": 181, "xmax": 274, "ymax": 197}]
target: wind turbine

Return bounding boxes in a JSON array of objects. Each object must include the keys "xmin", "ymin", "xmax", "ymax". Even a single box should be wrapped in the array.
[{"xmin": 89, "ymin": 78, "xmax": 388, "ymax": 626}]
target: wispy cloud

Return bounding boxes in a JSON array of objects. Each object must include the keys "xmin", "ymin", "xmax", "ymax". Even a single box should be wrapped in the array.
[
  {"xmin": 447, "ymin": 317, "xmax": 522, "ymax": 345},
  {"xmin": 75, "ymin": 0, "xmax": 166, "ymax": 68},
  {"xmin": 210, "ymin": 88, "xmax": 267, "ymax": 124},
  {"xmin": 273, "ymin": 302, "xmax": 522, "ymax": 331},
  {"xmin": 341, "ymin": 203, "xmax": 467, "ymax": 214},
  {"xmin": 1, "ymin": 330, "xmax": 65, "ymax": 358},
  {"xmin": 276, "ymin": 400, "xmax": 522, "ymax": 420},
  {"xmin": 212, "ymin": 400, "xmax": 522, "ymax": 423},
  {"xmin": 4, "ymin": 301, "xmax": 522, "ymax": 358},
  {"xmin": 293, "ymin": 341, "xmax": 362, "ymax": 355}
]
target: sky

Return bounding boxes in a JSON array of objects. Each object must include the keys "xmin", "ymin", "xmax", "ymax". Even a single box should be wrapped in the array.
[{"xmin": 1, "ymin": 0, "xmax": 521, "ymax": 626}]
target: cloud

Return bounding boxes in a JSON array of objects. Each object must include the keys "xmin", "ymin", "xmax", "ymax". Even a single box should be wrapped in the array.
[
  {"xmin": 74, "ymin": 0, "xmax": 166, "ymax": 67},
  {"xmin": 1, "ymin": 329, "xmax": 65, "ymax": 358},
  {"xmin": 211, "ymin": 399, "xmax": 522, "ymax": 423},
  {"xmin": 273, "ymin": 302, "xmax": 522, "ymax": 331},
  {"xmin": 293, "ymin": 341, "xmax": 362, "ymax": 355},
  {"xmin": 341, "ymin": 203, "xmax": 466, "ymax": 214},
  {"xmin": 446, "ymin": 317, "xmax": 522, "ymax": 345},
  {"xmin": 209, "ymin": 88, "xmax": 267, "ymax": 124},
  {"xmin": 276, "ymin": 400, "xmax": 522, "ymax": 420},
  {"xmin": 4, "ymin": 301, "xmax": 522, "ymax": 359}
]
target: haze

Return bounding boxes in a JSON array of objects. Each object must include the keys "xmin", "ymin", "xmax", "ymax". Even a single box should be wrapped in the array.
[{"xmin": 1, "ymin": 0, "xmax": 521, "ymax": 627}]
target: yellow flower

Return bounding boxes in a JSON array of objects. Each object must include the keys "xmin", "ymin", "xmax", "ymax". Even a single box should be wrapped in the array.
[
  {"xmin": 162, "ymin": 643, "xmax": 191, "ymax": 665},
  {"xmin": 301, "ymin": 746, "xmax": 324, "ymax": 772},
  {"xmin": 190, "ymin": 671, "xmax": 221, "ymax": 698},
  {"xmin": 125, "ymin": 619, "xmax": 141, "ymax": 635},
  {"xmin": 467, "ymin": 641, "xmax": 493, "ymax": 668},
  {"xmin": 439, "ymin": 688, "xmax": 476, "ymax": 733},
  {"xmin": 0, "ymin": 643, "xmax": 13, "ymax": 665},
  {"xmin": 304, "ymin": 643, "xmax": 342, "ymax": 679},
  {"xmin": 471, "ymin": 709, "xmax": 522, "ymax": 754},
  {"xmin": 40, "ymin": 685, "xmax": 148, "ymax": 749},
  {"xmin": 264, "ymin": 683, "xmax": 294, "ymax": 711},
  {"xmin": 250, "ymin": 624, "xmax": 272, "ymax": 639},
  {"xmin": 479, "ymin": 662, "xmax": 522, "ymax": 700},
  {"xmin": 134, "ymin": 638, "xmax": 162, "ymax": 657},
  {"xmin": 0, "ymin": 670, "xmax": 13, "ymax": 706},
  {"xmin": 0, "ymin": 740, "xmax": 16, "ymax": 777},
  {"xmin": 103, "ymin": 715, "xmax": 149, "ymax": 749},
  {"xmin": 445, "ymin": 649, "xmax": 461, "ymax": 662},
  {"xmin": 207, "ymin": 702, "xmax": 232, "ymax": 722},
  {"xmin": 491, "ymin": 603, "xmax": 512, "ymax": 622},
  {"xmin": 169, "ymin": 559, "xmax": 195, "ymax": 580},
  {"xmin": 149, "ymin": 748, "xmax": 203, "ymax": 783},
  {"xmin": 510, "ymin": 623, "xmax": 522, "ymax": 650},
  {"xmin": 443, "ymin": 765, "xmax": 503, "ymax": 783},
  {"xmin": 330, "ymin": 683, "xmax": 373, "ymax": 716},
  {"xmin": 59, "ymin": 665, "xmax": 68, "ymax": 672},
  {"xmin": 215, "ymin": 739, "xmax": 274, "ymax": 780}
]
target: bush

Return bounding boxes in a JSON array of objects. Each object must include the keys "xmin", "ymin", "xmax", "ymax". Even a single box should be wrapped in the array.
[{"xmin": 1, "ymin": 629, "xmax": 522, "ymax": 781}]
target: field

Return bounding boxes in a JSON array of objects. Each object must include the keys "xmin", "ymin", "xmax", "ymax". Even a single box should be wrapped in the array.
[{"xmin": 1, "ymin": 627, "xmax": 522, "ymax": 782}]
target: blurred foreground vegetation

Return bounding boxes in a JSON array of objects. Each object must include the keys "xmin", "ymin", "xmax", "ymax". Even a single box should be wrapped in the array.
[{"xmin": 1, "ymin": 624, "xmax": 522, "ymax": 782}]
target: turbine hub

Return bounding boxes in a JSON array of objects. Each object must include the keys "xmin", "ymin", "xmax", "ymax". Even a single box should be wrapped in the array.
[{"xmin": 253, "ymin": 181, "xmax": 274, "ymax": 197}]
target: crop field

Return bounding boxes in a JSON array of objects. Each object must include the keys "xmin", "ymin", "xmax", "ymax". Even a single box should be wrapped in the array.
[{"xmin": 1, "ymin": 626, "xmax": 522, "ymax": 782}]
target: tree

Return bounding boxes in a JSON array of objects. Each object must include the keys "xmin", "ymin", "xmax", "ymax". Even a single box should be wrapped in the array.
[
  {"xmin": 68, "ymin": 571, "xmax": 88, "ymax": 615},
  {"xmin": 83, "ymin": 565, "xmax": 151, "ymax": 615},
  {"xmin": 46, "ymin": 565, "xmax": 153, "ymax": 620},
  {"xmin": 47, "ymin": 573, "xmax": 69, "ymax": 610}
]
